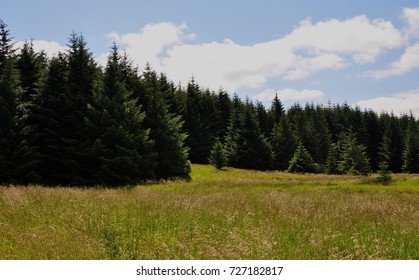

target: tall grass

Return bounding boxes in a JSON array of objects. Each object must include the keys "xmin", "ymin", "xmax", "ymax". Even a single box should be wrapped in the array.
[{"xmin": 0, "ymin": 165, "xmax": 418, "ymax": 259}]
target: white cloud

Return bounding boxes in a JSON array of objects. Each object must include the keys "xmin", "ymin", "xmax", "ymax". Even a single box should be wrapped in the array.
[
  {"xmin": 364, "ymin": 42, "xmax": 419, "ymax": 79},
  {"xmin": 364, "ymin": 8, "xmax": 419, "ymax": 79},
  {"xmin": 107, "ymin": 22, "xmax": 194, "ymax": 71},
  {"xmin": 402, "ymin": 7, "xmax": 419, "ymax": 40},
  {"xmin": 15, "ymin": 40, "xmax": 66, "ymax": 57},
  {"xmin": 253, "ymin": 88, "xmax": 325, "ymax": 102},
  {"xmin": 101, "ymin": 14, "xmax": 402, "ymax": 92},
  {"xmin": 356, "ymin": 88, "xmax": 419, "ymax": 116},
  {"xmin": 284, "ymin": 15, "xmax": 402, "ymax": 64}
]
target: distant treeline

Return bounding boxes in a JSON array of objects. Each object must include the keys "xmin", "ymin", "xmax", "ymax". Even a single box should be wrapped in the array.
[{"xmin": 0, "ymin": 20, "xmax": 418, "ymax": 186}]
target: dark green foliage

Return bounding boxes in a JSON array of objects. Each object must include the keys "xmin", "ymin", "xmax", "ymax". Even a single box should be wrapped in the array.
[
  {"xmin": 90, "ymin": 45, "xmax": 156, "ymax": 186},
  {"xmin": 270, "ymin": 115, "xmax": 297, "ymax": 171},
  {"xmin": 183, "ymin": 79, "xmax": 212, "ymax": 163},
  {"xmin": 325, "ymin": 143, "xmax": 339, "ymax": 174},
  {"xmin": 376, "ymin": 161, "xmax": 392, "ymax": 185},
  {"xmin": 338, "ymin": 131, "xmax": 371, "ymax": 176},
  {"xmin": 215, "ymin": 89, "xmax": 231, "ymax": 138},
  {"xmin": 225, "ymin": 104, "xmax": 273, "ymax": 170},
  {"xmin": 31, "ymin": 54, "xmax": 69, "ymax": 185},
  {"xmin": 208, "ymin": 137, "xmax": 227, "ymax": 169},
  {"xmin": 141, "ymin": 67, "xmax": 190, "ymax": 180},
  {"xmin": 402, "ymin": 114, "xmax": 419, "ymax": 173},
  {"xmin": 270, "ymin": 93, "xmax": 284, "ymax": 125},
  {"xmin": 0, "ymin": 56, "xmax": 20, "ymax": 183},
  {"xmin": 287, "ymin": 141, "xmax": 316, "ymax": 173},
  {"xmin": 0, "ymin": 20, "xmax": 29, "ymax": 184}
]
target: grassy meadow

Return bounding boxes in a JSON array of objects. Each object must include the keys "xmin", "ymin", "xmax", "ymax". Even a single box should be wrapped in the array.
[{"xmin": 0, "ymin": 164, "xmax": 418, "ymax": 259}]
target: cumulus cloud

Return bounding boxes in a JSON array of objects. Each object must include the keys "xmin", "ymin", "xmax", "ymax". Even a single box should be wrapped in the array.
[
  {"xmin": 283, "ymin": 15, "xmax": 402, "ymax": 64},
  {"xmin": 100, "ymin": 14, "xmax": 402, "ymax": 92},
  {"xmin": 365, "ymin": 8, "xmax": 419, "ymax": 79},
  {"xmin": 356, "ymin": 88, "xmax": 419, "ymax": 116},
  {"xmin": 364, "ymin": 42, "xmax": 419, "ymax": 79},
  {"xmin": 253, "ymin": 88, "xmax": 325, "ymax": 102},
  {"xmin": 15, "ymin": 40, "xmax": 66, "ymax": 57},
  {"xmin": 402, "ymin": 7, "xmax": 419, "ymax": 40},
  {"xmin": 107, "ymin": 22, "xmax": 195, "ymax": 71}
]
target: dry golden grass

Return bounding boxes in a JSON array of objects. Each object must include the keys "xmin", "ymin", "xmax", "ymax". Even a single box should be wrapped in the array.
[{"xmin": 0, "ymin": 165, "xmax": 418, "ymax": 259}]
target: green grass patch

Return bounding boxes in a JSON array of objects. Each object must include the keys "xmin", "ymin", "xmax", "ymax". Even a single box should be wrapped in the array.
[{"xmin": 0, "ymin": 164, "xmax": 418, "ymax": 259}]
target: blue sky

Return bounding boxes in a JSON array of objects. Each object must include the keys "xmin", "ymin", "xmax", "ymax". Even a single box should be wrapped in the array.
[{"xmin": 3, "ymin": 0, "xmax": 419, "ymax": 114}]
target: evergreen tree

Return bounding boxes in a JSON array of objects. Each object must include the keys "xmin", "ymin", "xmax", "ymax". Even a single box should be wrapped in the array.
[
  {"xmin": 338, "ymin": 131, "xmax": 371, "ymax": 176},
  {"xmin": 0, "ymin": 20, "xmax": 32, "ymax": 184},
  {"xmin": 270, "ymin": 93, "xmax": 284, "ymax": 125},
  {"xmin": 325, "ymin": 143, "xmax": 339, "ymax": 174},
  {"xmin": 402, "ymin": 114, "xmax": 419, "ymax": 173},
  {"xmin": 14, "ymin": 41, "xmax": 48, "ymax": 183},
  {"xmin": 287, "ymin": 141, "xmax": 316, "ymax": 173},
  {"xmin": 215, "ymin": 89, "xmax": 231, "ymax": 138},
  {"xmin": 224, "ymin": 98, "xmax": 242, "ymax": 167},
  {"xmin": 0, "ymin": 29, "xmax": 19, "ymax": 183},
  {"xmin": 270, "ymin": 115, "xmax": 297, "ymax": 171},
  {"xmin": 141, "ymin": 66, "xmax": 190, "ymax": 180},
  {"xmin": 31, "ymin": 53, "xmax": 69, "ymax": 185},
  {"xmin": 57, "ymin": 33, "xmax": 100, "ymax": 185},
  {"xmin": 255, "ymin": 100, "xmax": 271, "ymax": 136},
  {"xmin": 90, "ymin": 45, "xmax": 156, "ymax": 185},
  {"xmin": 208, "ymin": 137, "xmax": 227, "ymax": 169},
  {"xmin": 234, "ymin": 105, "xmax": 273, "ymax": 170},
  {"xmin": 183, "ymin": 79, "xmax": 211, "ymax": 163}
]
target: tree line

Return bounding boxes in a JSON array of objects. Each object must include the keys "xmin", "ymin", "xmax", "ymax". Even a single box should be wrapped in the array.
[{"xmin": 1, "ymin": 20, "xmax": 418, "ymax": 186}]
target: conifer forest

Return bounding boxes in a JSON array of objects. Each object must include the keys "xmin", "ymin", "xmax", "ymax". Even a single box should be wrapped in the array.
[{"xmin": 1, "ymin": 20, "xmax": 418, "ymax": 187}]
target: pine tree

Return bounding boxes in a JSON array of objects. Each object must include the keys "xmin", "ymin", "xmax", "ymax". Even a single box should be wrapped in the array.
[
  {"xmin": 402, "ymin": 114, "xmax": 419, "ymax": 173},
  {"xmin": 31, "ymin": 53, "xmax": 69, "ymax": 185},
  {"xmin": 287, "ymin": 141, "xmax": 316, "ymax": 173},
  {"xmin": 90, "ymin": 44, "xmax": 156, "ymax": 185},
  {"xmin": 338, "ymin": 131, "xmax": 371, "ymax": 176},
  {"xmin": 208, "ymin": 137, "xmax": 227, "ymax": 169},
  {"xmin": 0, "ymin": 46, "xmax": 19, "ymax": 183},
  {"xmin": 325, "ymin": 143, "xmax": 339, "ymax": 174},
  {"xmin": 0, "ymin": 20, "xmax": 23, "ymax": 184},
  {"xmin": 183, "ymin": 79, "xmax": 210, "ymax": 163},
  {"xmin": 270, "ymin": 115, "xmax": 297, "ymax": 171},
  {"xmin": 224, "ymin": 98, "xmax": 242, "ymax": 167},
  {"xmin": 141, "ymin": 67, "xmax": 190, "ymax": 180},
  {"xmin": 270, "ymin": 93, "xmax": 284, "ymax": 125},
  {"xmin": 230, "ymin": 105, "xmax": 273, "ymax": 170},
  {"xmin": 56, "ymin": 33, "xmax": 100, "ymax": 185},
  {"xmin": 215, "ymin": 89, "xmax": 231, "ymax": 138},
  {"xmin": 13, "ymin": 41, "xmax": 48, "ymax": 183}
]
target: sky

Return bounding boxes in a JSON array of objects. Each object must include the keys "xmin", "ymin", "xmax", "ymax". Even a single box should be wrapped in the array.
[{"xmin": 3, "ymin": 0, "xmax": 419, "ymax": 115}]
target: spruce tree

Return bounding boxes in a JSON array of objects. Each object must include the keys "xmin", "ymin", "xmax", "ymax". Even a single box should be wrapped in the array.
[
  {"xmin": 215, "ymin": 89, "xmax": 231, "ymax": 138},
  {"xmin": 31, "ymin": 53, "xmax": 69, "ymax": 185},
  {"xmin": 270, "ymin": 115, "xmax": 297, "ymax": 171},
  {"xmin": 0, "ymin": 44, "xmax": 19, "ymax": 183},
  {"xmin": 0, "ymin": 20, "xmax": 26, "ymax": 184},
  {"xmin": 229, "ymin": 105, "xmax": 273, "ymax": 170},
  {"xmin": 287, "ymin": 141, "xmax": 316, "ymax": 173},
  {"xmin": 13, "ymin": 41, "xmax": 48, "ymax": 183},
  {"xmin": 183, "ymin": 79, "xmax": 210, "ymax": 163},
  {"xmin": 56, "ymin": 33, "xmax": 100, "ymax": 185},
  {"xmin": 338, "ymin": 131, "xmax": 371, "ymax": 176},
  {"xmin": 325, "ymin": 143, "xmax": 339, "ymax": 174},
  {"xmin": 224, "ymin": 99, "xmax": 242, "ymax": 167},
  {"xmin": 141, "ymin": 67, "xmax": 190, "ymax": 180},
  {"xmin": 208, "ymin": 137, "xmax": 227, "ymax": 169},
  {"xmin": 89, "ymin": 44, "xmax": 156, "ymax": 185},
  {"xmin": 270, "ymin": 93, "xmax": 284, "ymax": 125},
  {"xmin": 402, "ymin": 114, "xmax": 419, "ymax": 173}
]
